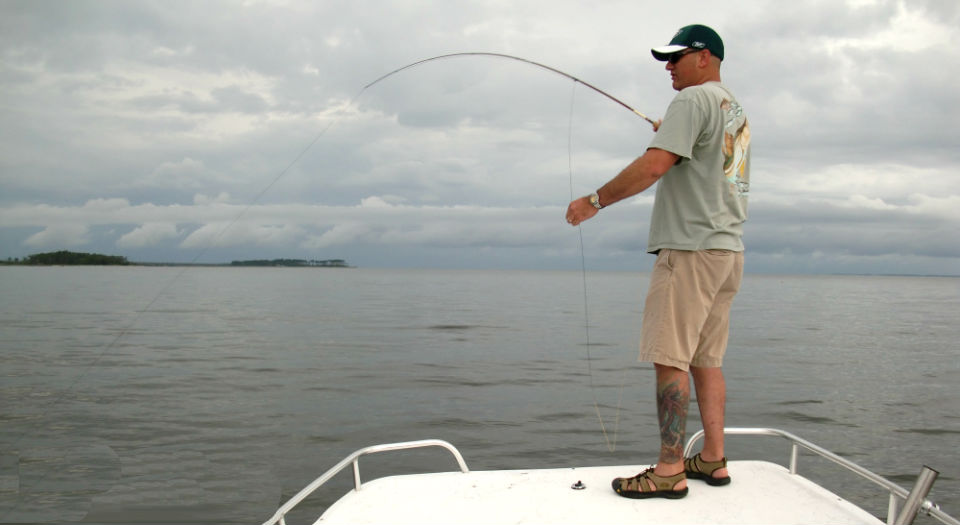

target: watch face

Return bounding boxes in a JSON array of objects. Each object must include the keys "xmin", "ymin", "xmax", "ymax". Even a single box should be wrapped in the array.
[{"xmin": 590, "ymin": 193, "xmax": 601, "ymax": 208}]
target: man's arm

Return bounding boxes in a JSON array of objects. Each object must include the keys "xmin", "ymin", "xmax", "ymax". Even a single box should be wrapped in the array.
[{"xmin": 565, "ymin": 147, "xmax": 679, "ymax": 226}]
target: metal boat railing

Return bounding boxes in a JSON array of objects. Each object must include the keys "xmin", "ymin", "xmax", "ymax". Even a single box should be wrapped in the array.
[
  {"xmin": 683, "ymin": 427, "xmax": 958, "ymax": 525},
  {"xmin": 263, "ymin": 428, "xmax": 957, "ymax": 525},
  {"xmin": 262, "ymin": 439, "xmax": 469, "ymax": 525}
]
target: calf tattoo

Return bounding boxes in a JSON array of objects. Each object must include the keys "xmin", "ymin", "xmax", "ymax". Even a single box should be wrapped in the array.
[{"xmin": 657, "ymin": 379, "xmax": 690, "ymax": 463}]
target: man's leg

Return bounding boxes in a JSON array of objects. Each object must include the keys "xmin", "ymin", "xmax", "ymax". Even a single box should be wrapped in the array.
[
  {"xmin": 685, "ymin": 251, "xmax": 741, "ymax": 480},
  {"xmin": 690, "ymin": 365, "xmax": 728, "ymax": 479},
  {"xmin": 652, "ymin": 363, "xmax": 689, "ymax": 490}
]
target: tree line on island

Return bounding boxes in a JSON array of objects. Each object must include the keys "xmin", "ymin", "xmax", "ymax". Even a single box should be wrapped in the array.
[
  {"xmin": 3, "ymin": 251, "xmax": 349, "ymax": 267},
  {"xmin": 229, "ymin": 258, "xmax": 348, "ymax": 267},
  {"xmin": 7, "ymin": 250, "xmax": 130, "ymax": 265}
]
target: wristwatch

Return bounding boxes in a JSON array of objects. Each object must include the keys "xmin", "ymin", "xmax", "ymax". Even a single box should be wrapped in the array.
[{"xmin": 589, "ymin": 192, "xmax": 604, "ymax": 210}]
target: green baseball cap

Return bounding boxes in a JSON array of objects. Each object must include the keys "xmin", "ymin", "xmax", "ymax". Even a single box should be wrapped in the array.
[{"xmin": 651, "ymin": 24, "xmax": 724, "ymax": 61}]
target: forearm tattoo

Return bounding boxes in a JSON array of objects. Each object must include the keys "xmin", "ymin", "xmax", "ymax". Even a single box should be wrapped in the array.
[{"xmin": 657, "ymin": 379, "xmax": 690, "ymax": 463}]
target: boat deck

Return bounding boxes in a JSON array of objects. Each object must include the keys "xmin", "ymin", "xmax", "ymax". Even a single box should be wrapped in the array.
[{"xmin": 316, "ymin": 460, "xmax": 884, "ymax": 524}]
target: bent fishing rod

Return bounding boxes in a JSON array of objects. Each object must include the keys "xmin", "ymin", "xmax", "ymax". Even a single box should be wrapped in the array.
[{"xmin": 361, "ymin": 52, "xmax": 658, "ymax": 129}]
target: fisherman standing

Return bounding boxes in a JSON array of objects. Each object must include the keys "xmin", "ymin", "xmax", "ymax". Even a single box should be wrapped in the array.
[{"xmin": 565, "ymin": 24, "xmax": 750, "ymax": 499}]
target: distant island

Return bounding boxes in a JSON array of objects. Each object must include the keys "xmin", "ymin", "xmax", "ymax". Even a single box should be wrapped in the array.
[
  {"xmin": 7, "ymin": 250, "xmax": 130, "ymax": 266},
  {"xmin": 230, "ymin": 258, "xmax": 349, "ymax": 267},
  {"xmin": 2, "ymin": 251, "xmax": 350, "ymax": 268}
]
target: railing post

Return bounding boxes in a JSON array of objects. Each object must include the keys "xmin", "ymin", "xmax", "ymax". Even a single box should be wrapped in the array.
[
  {"xmin": 352, "ymin": 459, "xmax": 362, "ymax": 491},
  {"xmin": 893, "ymin": 466, "xmax": 938, "ymax": 525},
  {"xmin": 789, "ymin": 443, "xmax": 799, "ymax": 474}
]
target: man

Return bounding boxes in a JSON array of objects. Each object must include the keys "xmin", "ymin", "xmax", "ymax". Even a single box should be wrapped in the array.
[{"xmin": 565, "ymin": 24, "xmax": 750, "ymax": 499}]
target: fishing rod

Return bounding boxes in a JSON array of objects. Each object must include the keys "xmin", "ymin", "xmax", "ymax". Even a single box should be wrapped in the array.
[{"xmin": 362, "ymin": 52, "xmax": 658, "ymax": 129}]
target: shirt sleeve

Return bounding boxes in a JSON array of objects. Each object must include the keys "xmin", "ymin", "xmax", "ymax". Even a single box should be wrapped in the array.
[{"xmin": 647, "ymin": 89, "xmax": 706, "ymax": 161}]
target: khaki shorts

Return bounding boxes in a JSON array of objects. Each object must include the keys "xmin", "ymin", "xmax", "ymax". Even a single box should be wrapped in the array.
[{"xmin": 638, "ymin": 249, "xmax": 744, "ymax": 371}]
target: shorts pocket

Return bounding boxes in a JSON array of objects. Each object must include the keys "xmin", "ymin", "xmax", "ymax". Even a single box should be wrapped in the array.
[{"xmin": 704, "ymin": 249, "xmax": 733, "ymax": 257}]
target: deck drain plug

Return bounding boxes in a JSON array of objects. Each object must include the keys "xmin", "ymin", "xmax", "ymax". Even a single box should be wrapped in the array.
[{"xmin": 571, "ymin": 480, "xmax": 586, "ymax": 490}]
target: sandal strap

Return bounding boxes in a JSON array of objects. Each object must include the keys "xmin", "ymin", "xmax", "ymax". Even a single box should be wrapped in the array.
[
  {"xmin": 622, "ymin": 468, "xmax": 686, "ymax": 493},
  {"xmin": 686, "ymin": 453, "xmax": 727, "ymax": 476}
]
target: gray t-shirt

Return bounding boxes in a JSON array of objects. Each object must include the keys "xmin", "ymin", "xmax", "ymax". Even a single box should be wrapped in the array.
[{"xmin": 646, "ymin": 81, "xmax": 751, "ymax": 253}]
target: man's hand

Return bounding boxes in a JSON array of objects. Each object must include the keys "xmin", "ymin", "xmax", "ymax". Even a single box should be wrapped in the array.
[{"xmin": 565, "ymin": 196, "xmax": 598, "ymax": 227}]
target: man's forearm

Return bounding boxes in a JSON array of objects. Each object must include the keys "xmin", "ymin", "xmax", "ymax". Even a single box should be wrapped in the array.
[
  {"xmin": 596, "ymin": 148, "xmax": 678, "ymax": 208},
  {"xmin": 566, "ymin": 147, "xmax": 678, "ymax": 227}
]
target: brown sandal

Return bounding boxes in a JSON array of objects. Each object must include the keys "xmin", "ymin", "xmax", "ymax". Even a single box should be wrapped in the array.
[
  {"xmin": 684, "ymin": 453, "xmax": 731, "ymax": 486},
  {"xmin": 611, "ymin": 468, "xmax": 688, "ymax": 499}
]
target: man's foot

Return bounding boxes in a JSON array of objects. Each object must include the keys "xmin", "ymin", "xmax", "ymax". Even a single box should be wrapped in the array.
[
  {"xmin": 684, "ymin": 453, "xmax": 731, "ymax": 486},
  {"xmin": 611, "ymin": 468, "xmax": 688, "ymax": 499}
]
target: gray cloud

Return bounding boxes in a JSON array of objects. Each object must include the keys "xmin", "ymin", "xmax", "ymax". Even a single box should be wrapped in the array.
[{"xmin": 1, "ymin": 0, "xmax": 957, "ymax": 275}]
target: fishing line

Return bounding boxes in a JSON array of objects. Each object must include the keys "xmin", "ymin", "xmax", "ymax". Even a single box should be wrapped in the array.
[
  {"xmin": 4, "ymin": 53, "xmax": 653, "ymax": 518},
  {"xmin": 371, "ymin": 52, "xmax": 650, "ymax": 454},
  {"xmin": 566, "ymin": 83, "xmax": 629, "ymax": 454}
]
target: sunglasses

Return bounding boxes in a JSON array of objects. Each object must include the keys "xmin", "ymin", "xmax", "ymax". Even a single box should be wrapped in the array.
[{"xmin": 668, "ymin": 48, "xmax": 700, "ymax": 64}]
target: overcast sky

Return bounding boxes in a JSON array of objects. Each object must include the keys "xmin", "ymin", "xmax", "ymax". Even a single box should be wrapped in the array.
[{"xmin": 1, "ymin": 0, "xmax": 958, "ymax": 275}]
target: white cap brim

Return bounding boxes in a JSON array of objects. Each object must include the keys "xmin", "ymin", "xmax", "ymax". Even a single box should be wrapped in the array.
[{"xmin": 651, "ymin": 45, "xmax": 689, "ymax": 61}]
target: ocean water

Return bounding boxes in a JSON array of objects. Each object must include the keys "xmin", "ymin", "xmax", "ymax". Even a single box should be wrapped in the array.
[{"xmin": 0, "ymin": 266, "xmax": 957, "ymax": 524}]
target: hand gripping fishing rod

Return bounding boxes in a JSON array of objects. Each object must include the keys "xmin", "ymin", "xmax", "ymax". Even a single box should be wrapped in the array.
[{"xmin": 361, "ymin": 52, "xmax": 658, "ymax": 129}]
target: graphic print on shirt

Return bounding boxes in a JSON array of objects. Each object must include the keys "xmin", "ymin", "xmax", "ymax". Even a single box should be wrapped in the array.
[{"xmin": 721, "ymin": 99, "xmax": 750, "ymax": 198}]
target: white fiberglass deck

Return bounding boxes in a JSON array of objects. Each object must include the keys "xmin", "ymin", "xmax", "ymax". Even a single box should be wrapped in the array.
[{"xmin": 316, "ymin": 460, "xmax": 883, "ymax": 525}]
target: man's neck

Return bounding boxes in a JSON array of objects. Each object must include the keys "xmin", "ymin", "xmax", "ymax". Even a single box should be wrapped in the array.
[{"xmin": 698, "ymin": 71, "xmax": 722, "ymax": 85}]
